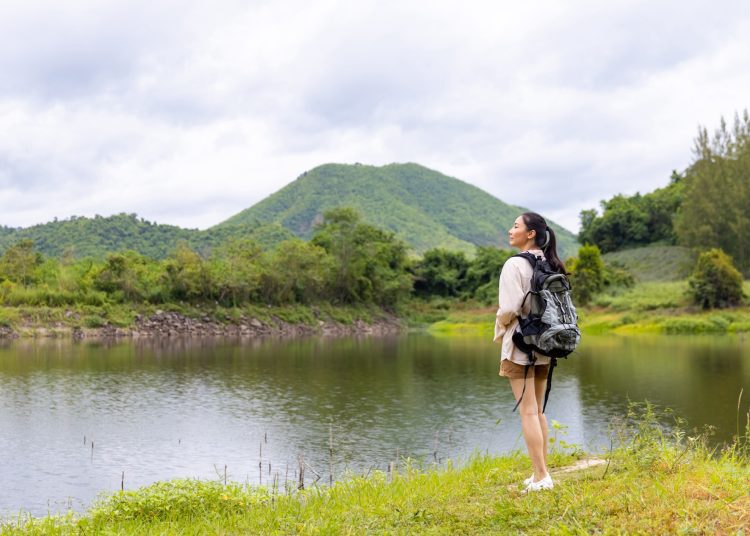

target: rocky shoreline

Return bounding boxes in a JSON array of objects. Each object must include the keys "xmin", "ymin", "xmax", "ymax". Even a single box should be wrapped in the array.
[{"xmin": 0, "ymin": 310, "xmax": 403, "ymax": 340}]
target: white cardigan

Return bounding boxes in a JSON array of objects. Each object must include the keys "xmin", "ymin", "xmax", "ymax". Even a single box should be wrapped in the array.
[{"xmin": 493, "ymin": 249, "xmax": 551, "ymax": 366}]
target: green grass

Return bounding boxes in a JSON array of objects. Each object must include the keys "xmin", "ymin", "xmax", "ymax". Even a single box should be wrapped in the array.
[
  {"xmin": 602, "ymin": 245, "xmax": 696, "ymax": 282},
  {"xmin": 4, "ymin": 404, "xmax": 748, "ymax": 535},
  {"xmin": 593, "ymin": 281, "xmax": 690, "ymax": 311}
]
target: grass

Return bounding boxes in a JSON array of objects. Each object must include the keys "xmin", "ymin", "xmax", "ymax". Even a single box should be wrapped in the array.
[
  {"xmin": 602, "ymin": 245, "xmax": 697, "ymax": 282},
  {"xmin": 4, "ymin": 404, "xmax": 748, "ymax": 534},
  {"xmin": 592, "ymin": 281, "xmax": 690, "ymax": 311},
  {"xmin": 404, "ymin": 279, "xmax": 750, "ymax": 337}
]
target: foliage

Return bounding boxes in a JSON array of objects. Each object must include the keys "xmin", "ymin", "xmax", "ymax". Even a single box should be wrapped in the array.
[
  {"xmin": 0, "ymin": 240, "xmax": 43, "ymax": 287},
  {"xmin": 578, "ymin": 173, "xmax": 684, "ymax": 253},
  {"xmin": 567, "ymin": 245, "xmax": 605, "ymax": 305},
  {"xmin": 258, "ymin": 239, "xmax": 332, "ymax": 305},
  {"xmin": 218, "ymin": 162, "xmax": 579, "ymax": 257},
  {"xmin": 412, "ymin": 248, "xmax": 470, "ymax": 297},
  {"xmin": 0, "ymin": 213, "xmax": 294, "ymax": 261},
  {"xmin": 688, "ymin": 248, "xmax": 745, "ymax": 309},
  {"xmin": 602, "ymin": 245, "xmax": 697, "ymax": 282},
  {"xmin": 311, "ymin": 207, "xmax": 412, "ymax": 306},
  {"xmin": 593, "ymin": 281, "xmax": 689, "ymax": 311},
  {"xmin": 677, "ymin": 111, "xmax": 750, "ymax": 274},
  {"xmin": 465, "ymin": 246, "xmax": 514, "ymax": 304},
  {"xmin": 602, "ymin": 261, "xmax": 635, "ymax": 290}
]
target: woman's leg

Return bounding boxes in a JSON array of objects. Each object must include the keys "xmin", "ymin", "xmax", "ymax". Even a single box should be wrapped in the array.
[
  {"xmin": 533, "ymin": 372, "xmax": 549, "ymax": 468},
  {"xmin": 510, "ymin": 375, "xmax": 548, "ymax": 481}
]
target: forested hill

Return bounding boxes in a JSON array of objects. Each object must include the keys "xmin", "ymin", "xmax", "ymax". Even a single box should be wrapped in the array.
[
  {"xmin": 0, "ymin": 163, "xmax": 578, "ymax": 259},
  {"xmin": 216, "ymin": 163, "xmax": 578, "ymax": 257},
  {"xmin": 0, "ymin": 214, "xmax": 294, "ymax": 259}
]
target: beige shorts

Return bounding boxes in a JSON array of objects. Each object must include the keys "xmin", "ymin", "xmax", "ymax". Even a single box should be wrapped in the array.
[{"xmin": 499, "ymin": 359, "xmax": 550, "ymax": 380}]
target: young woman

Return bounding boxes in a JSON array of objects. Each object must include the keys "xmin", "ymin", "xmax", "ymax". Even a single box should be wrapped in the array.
[{"xmin": 494, "ymin": 211, "xmax": 567, "ymax": 493}]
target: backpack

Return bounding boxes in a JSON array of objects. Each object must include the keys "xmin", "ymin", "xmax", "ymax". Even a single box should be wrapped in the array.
[{"xmin": 510, "ymin": 252, "xmax": 581, "ymax": 413}]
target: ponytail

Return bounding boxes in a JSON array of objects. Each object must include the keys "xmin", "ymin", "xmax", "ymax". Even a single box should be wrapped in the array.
[{"xmin": 521, "ymin": 212, "xmax": 567, "ymax": 274}]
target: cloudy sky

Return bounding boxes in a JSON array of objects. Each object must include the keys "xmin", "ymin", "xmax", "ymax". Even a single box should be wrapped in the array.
[{"xmin": 1, "ymin": 0, "xmax": 748, "ymax": 233}]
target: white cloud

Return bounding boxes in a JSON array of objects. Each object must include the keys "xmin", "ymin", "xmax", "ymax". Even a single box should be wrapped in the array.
[{"xmin": 0, "ymin": 0, "xmax": 749, "ymax": 233}]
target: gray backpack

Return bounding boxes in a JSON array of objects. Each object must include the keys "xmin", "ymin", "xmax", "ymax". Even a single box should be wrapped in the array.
[{"xmin": 511, "ymin": 252, "xmax": 581, "ymax": 412}]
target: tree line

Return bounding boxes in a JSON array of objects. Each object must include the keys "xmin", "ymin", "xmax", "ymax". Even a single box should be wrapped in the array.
[
  {"xmin": 578, "ymin": 110, "xmax": 750, "ymax": 275},
  {"xmin": 0, "ymin": 207, "xmax": 512, "ymax": 310}
]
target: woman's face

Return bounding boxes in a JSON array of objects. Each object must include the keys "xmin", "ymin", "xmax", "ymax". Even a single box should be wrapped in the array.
[{"xmin": 508, "ymin": 216, "xmax": 535, "ymax": 249}]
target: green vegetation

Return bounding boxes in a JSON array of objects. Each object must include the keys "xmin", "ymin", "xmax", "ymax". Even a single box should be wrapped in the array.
[
  {"xmin": 0, "ymin": 164, "xmax": 578, "ymax": 261},
  {"xmin": 0, "ymin": 213, "xmax": 294, "ymax": 260},
  {"xmin": 688, "ymin": 248, "xmax": 745, "ymax": 309},
  {"xmin": 0, "ymin": 209, "xmax": 412, "ymax": 322},
  {"xmin": 411, "ymin": 246, "xmax": 512, "ymax": 304},
  {"xmin": 678, "ymin": 112, "xmax": 750, "ymax": 273},
  {"xmin": 566, "ymin": 244, "xmax": 605, "ymax": 305},
  {"xmin": 217, "ymin": 163, "xmax": 578, "ymax": 258},
  {"xmin": 602, "ymin": 245, "xmax": 696, "ymax": 282},
  {"xmin": 580, "ymin": 111, "xmax": 750, "ymax": 275},
  {"xmin": 4, "ymin": 404, "xmax": 747, "ymax": 534},
  {"xmin": 578, "ymin": 172, "xmax": 683, "ymax": 252}
]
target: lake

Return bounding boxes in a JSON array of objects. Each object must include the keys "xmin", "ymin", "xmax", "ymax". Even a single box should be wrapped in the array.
[{"xmin": 1, "ymin": 333, "xmax": 748, "ymax": 516}]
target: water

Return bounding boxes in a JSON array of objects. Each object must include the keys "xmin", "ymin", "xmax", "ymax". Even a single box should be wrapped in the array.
[{"xmin": 0, "ymin": 333, "xmax": 748, "ymax": 516}]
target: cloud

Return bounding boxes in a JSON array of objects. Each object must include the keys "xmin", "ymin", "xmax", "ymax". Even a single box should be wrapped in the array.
[{"xmin": 0, "ymin": 0, "xmax": 748, "ymax": 233}]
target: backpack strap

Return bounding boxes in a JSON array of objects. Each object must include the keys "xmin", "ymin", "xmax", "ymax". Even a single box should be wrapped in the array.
[
  {"xmin": 511, "ymin": 363, "xmax": 531, "ymax": 412},
  {"xmin": 513, "ymin": 252, "xmax": 539, "ymax": 268},
  {"xmin": 542, "ymin": 357, "xmax": 557, "ymax": 413}
]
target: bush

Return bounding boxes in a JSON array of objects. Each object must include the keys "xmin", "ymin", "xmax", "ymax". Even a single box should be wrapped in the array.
[
  {"xmin": 688, "ymin": 248, "xmax": 745, "ymax": 309},
  {"xmin": 568, "ymin": 244, "xmax": 605, "ymax": 305}
]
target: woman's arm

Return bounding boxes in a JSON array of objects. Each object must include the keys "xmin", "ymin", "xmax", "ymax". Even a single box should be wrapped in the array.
[{"xmin": 496, "ymin": 259, "xmax": 524, "ymax": 327}]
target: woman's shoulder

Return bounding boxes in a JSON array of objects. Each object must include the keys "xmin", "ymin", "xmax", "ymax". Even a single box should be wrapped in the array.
[{"xmin": 500, "ymin": 255, "xmax": 529, "ymax": 276}]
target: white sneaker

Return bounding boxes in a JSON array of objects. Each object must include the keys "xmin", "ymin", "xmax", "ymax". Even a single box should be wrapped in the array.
[
  {"xmin": 523, "ymin": 473, "xmax": 553, "ymax": 493},
  {"xmin": 523, "ymin": 474, "xmax": 534, "ymax": 486}
]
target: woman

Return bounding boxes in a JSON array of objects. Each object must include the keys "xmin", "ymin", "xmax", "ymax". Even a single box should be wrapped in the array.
[{"xmin": 494, "ymin": 211, "xmax": 567, "ymax": 493}]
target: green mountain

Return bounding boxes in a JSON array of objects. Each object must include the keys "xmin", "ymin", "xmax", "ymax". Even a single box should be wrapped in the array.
[
  {"xmin": 0, "ymin": 163, "xmax": 578, "ymax": 259},
  {"xmin": 216, "ymin": 163, "xmax": 578, "ymax": 257}
]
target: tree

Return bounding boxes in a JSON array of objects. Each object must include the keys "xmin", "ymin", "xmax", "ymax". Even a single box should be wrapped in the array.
[
  {"xmin": 312, "ymin": 207, "xmax": 412, "ymax": 306},
  {"xmin": 687, "ymin": 248, "xmax": 744, "ymax": 309},
  {"xmin": 93, "ymin": 251, "xmax": 160, "ymax": 302},
  {"xmin": 578, "ymin": 181, "xmax": 682, "ymax": 253},
  {"xmin": 465, "ymin": 246, "xmax": 514, "ymax": 303},
  {"xmin": 208, "ymin": 238, "xmax": 264, "ymax": 306},
  {"xmin": 259, "ymin": 239, "xmax": 332, "ymax": 304},
  {"xmin": 567, "ymin": 245, "xmax": 605, "ymax": 305},
  {"xmin": 677, "ymin": 111, "xmax": 750, "ymax": 274},
  {"xmin": 162, "ymin": 242, "xmax": 210, "ymax": 301},
  {"xmin": 0, "ymin": 239, "xmax": 43, "ymax": 287},
  {"xmin": 412, "ymin": 248, "xmax": 469, "ymax": 298}
]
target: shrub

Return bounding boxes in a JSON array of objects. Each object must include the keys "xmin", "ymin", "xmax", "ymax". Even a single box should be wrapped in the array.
[
  {"xmin": 568, "ymin": 244, "xmax": 605, "ymax": 305},
  {"xmin": 688, "ymin": 248, "xmax": 745, "ymax": 309}
]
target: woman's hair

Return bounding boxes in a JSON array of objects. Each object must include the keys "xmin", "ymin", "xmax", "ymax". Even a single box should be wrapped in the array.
[{"xmin": 521, "ymin": 212, "xmax": 567, "ymax": 274}]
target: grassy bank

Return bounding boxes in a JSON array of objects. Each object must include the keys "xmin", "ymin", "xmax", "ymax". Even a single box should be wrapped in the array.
[
  {"xmin": 414, "ymin": 280, "xmax": 750, "ymax": 336},
  {"xmin": 4, "ymin": 405, "xmax": 748, "ymax": 534}
]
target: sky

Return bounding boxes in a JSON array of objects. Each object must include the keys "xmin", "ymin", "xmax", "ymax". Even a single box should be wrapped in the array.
[{"xmin": 1, "ymin": 0, "xmax": 749, "ymax": 233}]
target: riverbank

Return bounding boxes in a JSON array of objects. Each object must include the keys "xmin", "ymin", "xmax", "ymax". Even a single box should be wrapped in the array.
[
  {"xmin": 2, "ymin": 277, "xmax": 750, "ymax": 339},
  {"xmin": 3, "ymin": 408, "xmax": 748, "ymax": 534},
  {"xmin": 421, "ymin": 279, "xmax": 750, "ymax": 336},
  {"xmin": 0, "ymin": 303, "xmax": 402, "ymax": 339},
  {"xmin": 425, "ymin": 305, "xmax": 750, "ymax": 337}
]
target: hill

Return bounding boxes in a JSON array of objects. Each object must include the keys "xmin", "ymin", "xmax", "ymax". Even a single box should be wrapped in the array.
[
  {"xmin": 603, "ymin": 245, "xmax": 697, "ymax": 282},
  {"xmin": 0, "ymin": 214, "xmax": 294, "ymax": 259},
  {"xmin": 0, "ymin": 163, "xmax": 578, "ymax": 259},
  {"xmin": 216, "ymin": 163, "xmax": 578, "ymax": 257}
]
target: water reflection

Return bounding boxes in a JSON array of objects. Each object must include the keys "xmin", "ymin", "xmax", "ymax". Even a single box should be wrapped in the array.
[{"xmin": 0, "ymin": 333, "xmax": 748, "ymax": 516}]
